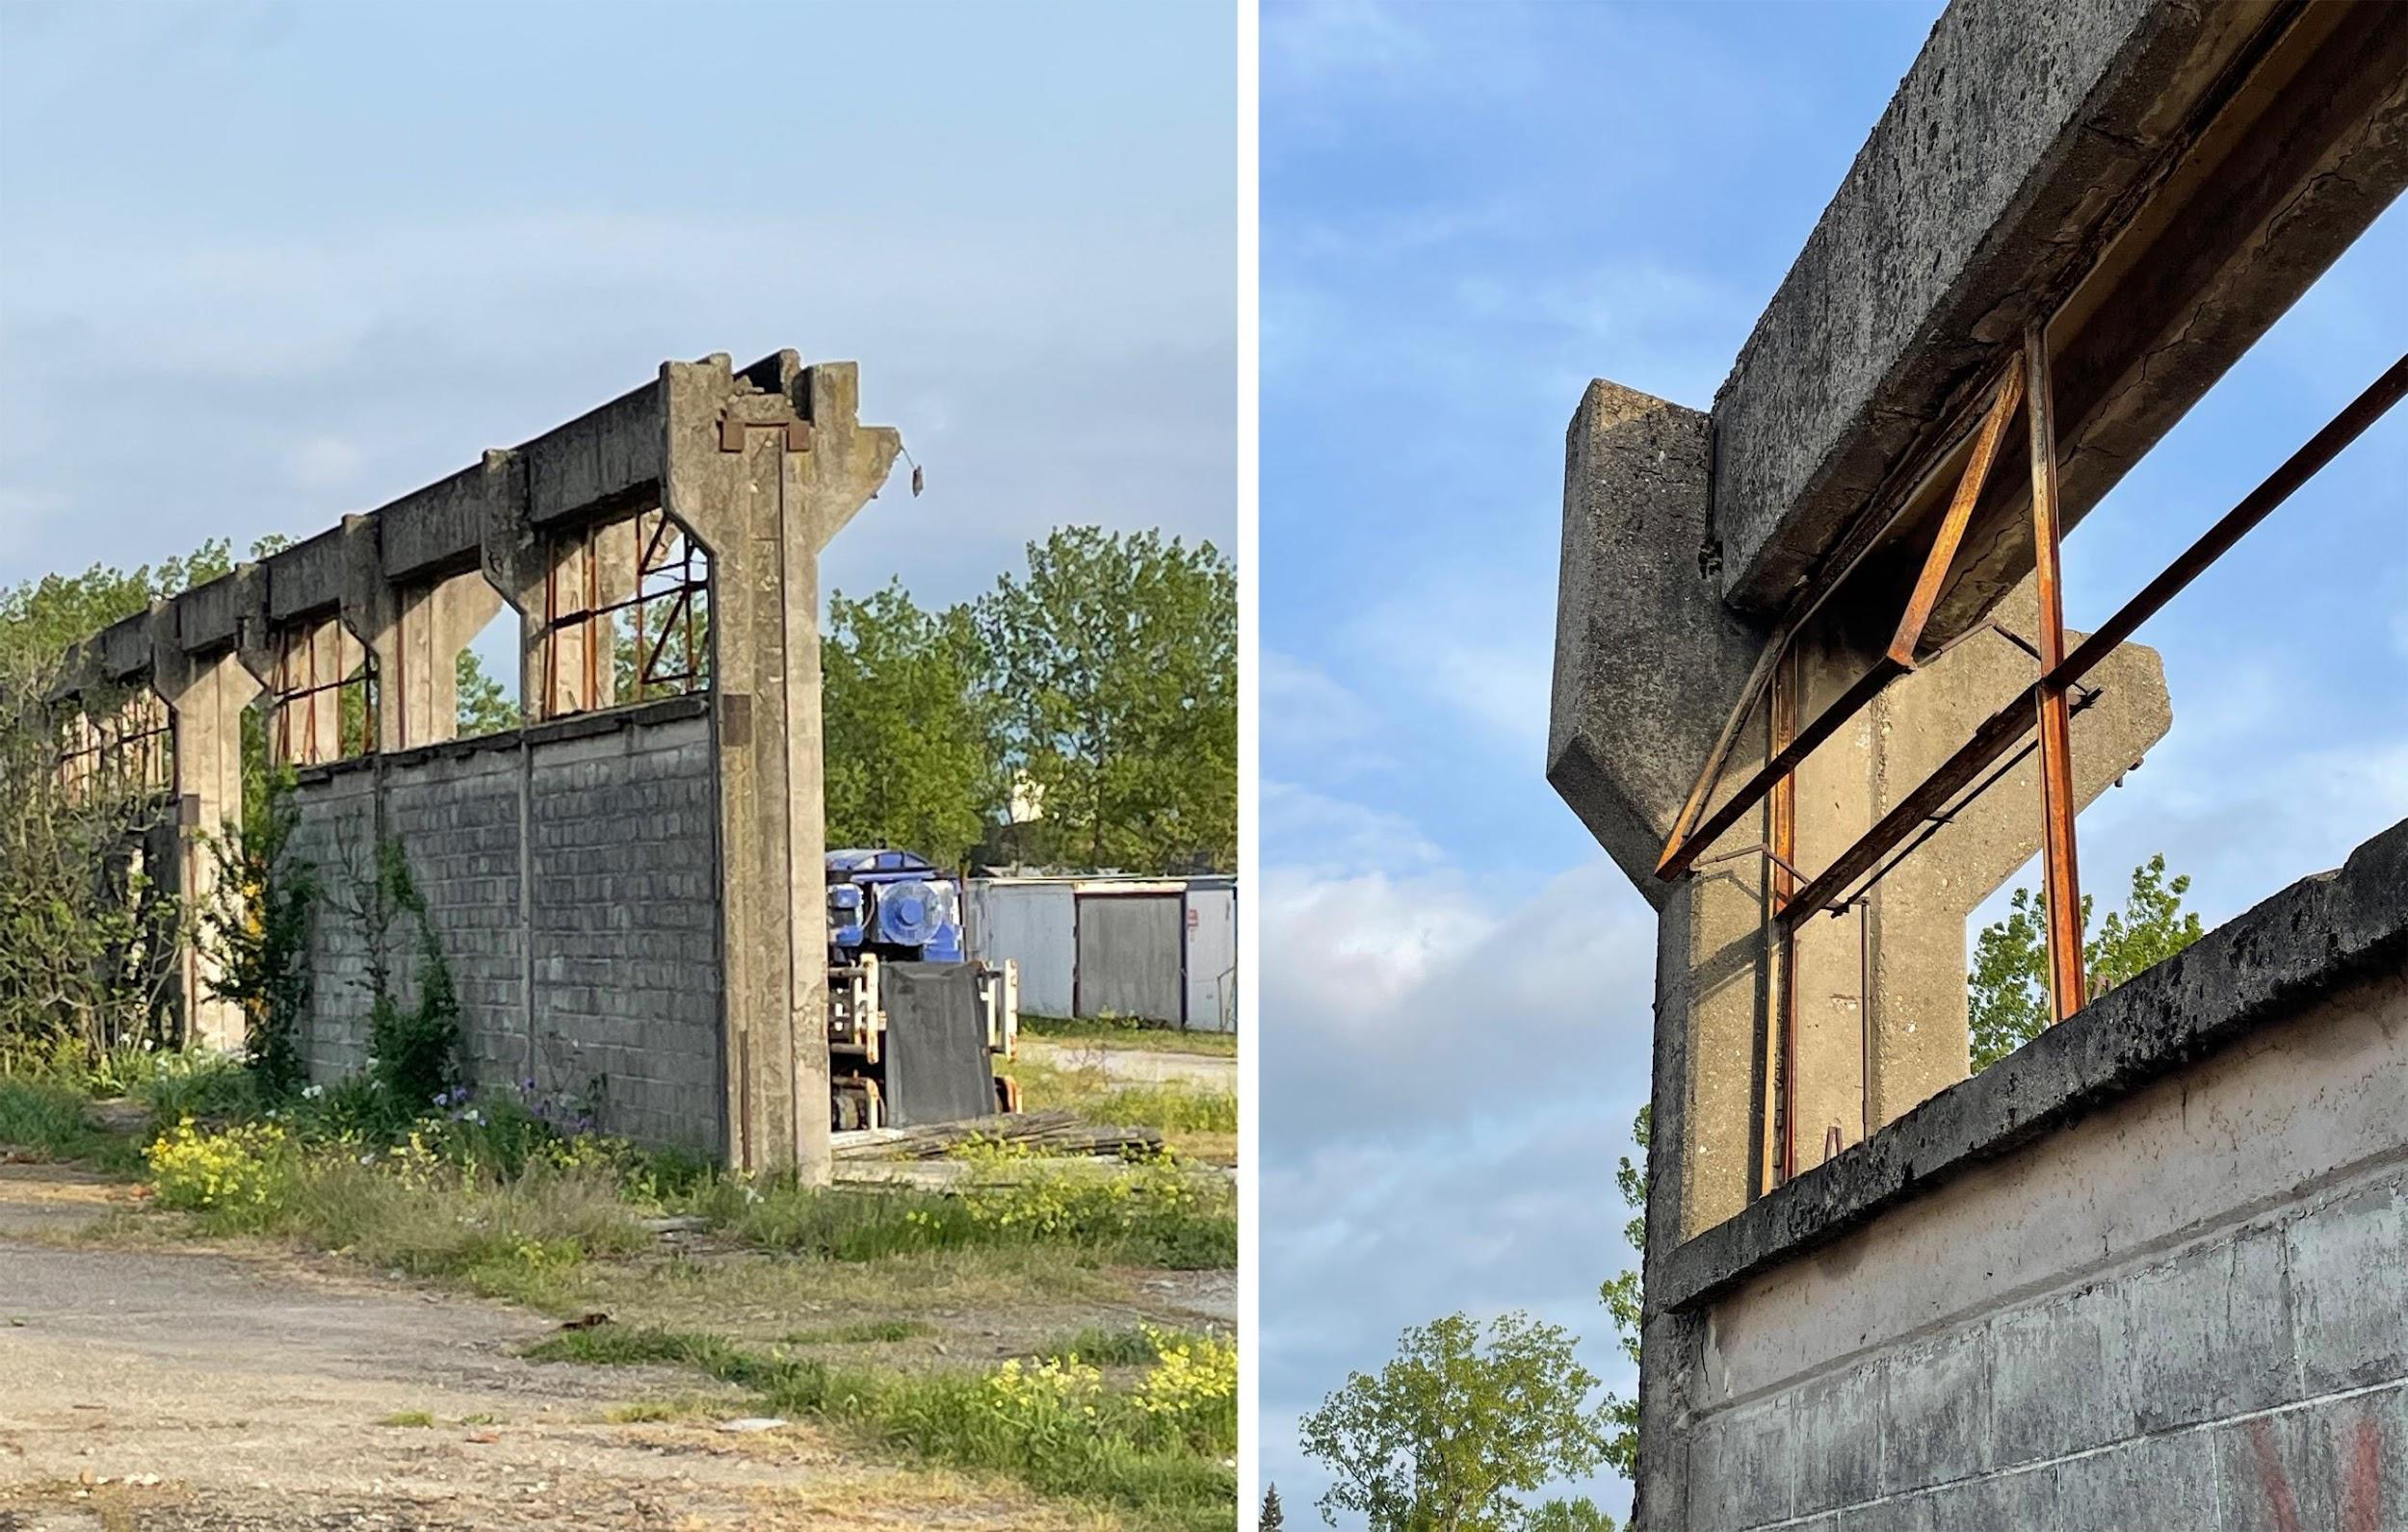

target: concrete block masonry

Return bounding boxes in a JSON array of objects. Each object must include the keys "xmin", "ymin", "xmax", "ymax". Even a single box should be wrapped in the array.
[
  {"xmin": 45, "ymin": 351, "xmax": 903, "ymax": 1181},
  {"xmin": 289, "ymin": 701, "xmax": 723, "ymax": 1152},
  {"xmin": 1664, "ymin": 822, "xmax": 2408, "ymax": 1530}
]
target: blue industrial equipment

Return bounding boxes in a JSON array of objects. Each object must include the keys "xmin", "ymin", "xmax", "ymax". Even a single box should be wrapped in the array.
[{"xmin": 824, "ymin": 848, "xmax": 1016, "ymax": 1131}]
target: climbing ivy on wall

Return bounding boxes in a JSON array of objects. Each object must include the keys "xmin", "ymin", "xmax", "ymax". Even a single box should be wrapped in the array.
[{"xmin": 198, "ymin": 767, "xmax": 314, "ymax": 1097}]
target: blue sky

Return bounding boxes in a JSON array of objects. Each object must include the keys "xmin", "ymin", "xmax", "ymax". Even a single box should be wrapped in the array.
[
  {"xmin": 1259, "ymin": 0, "xmax": 2407, "ymax": 1520},
  {"xmin": 0, "ymin": 0, "xmax": 1235, "ymax": 625}
]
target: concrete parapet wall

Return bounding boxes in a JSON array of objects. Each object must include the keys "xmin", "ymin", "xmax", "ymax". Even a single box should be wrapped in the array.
[
  {"xmin": 1654, "ymin": 819, "xmax": 2408, "ymax": 1529},
  {"xmin": 286, "ymin": 698, "xmax": 723, "ymax": 1153}
]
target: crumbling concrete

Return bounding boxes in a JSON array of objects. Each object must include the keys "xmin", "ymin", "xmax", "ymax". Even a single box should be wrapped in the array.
[{"xmin": 42, "ymin": 351, "xmax": 902, "ymax": 1180}]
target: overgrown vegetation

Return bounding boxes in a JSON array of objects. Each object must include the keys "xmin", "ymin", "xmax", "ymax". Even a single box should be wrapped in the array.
[
  {"xmin": 339, "ymin": 837, "xmax": 464, "ymax": 1107},
  {"xmin": 197, "ymin": 768, "xmax": 314, "ymax": 1096},
  {"xmin": 528, "ymin": 1319, "xmax": 1236, "ymax": 1531},
  {"xmin": 1006, "ymin": 1052, "xmax": 1239, "ymax": 1166},
  {"xmin": 1021, "ymin": 1013, "xmax": 1240, "ymax": 1055}
]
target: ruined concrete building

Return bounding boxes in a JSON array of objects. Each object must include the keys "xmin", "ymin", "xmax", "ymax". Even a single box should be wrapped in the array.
[
  {"xmin": 49, "ymin": 351, "xmax": 900, "ymax": 1183},
  {"xmin": 1549, "ymin": 2, "xmax": 2405, "ymax": 1525}
]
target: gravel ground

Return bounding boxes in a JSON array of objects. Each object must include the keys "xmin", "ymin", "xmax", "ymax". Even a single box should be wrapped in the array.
[{"xmin": 0, "ymin": 1167, "xmax": 1079, "ymax": 1530}]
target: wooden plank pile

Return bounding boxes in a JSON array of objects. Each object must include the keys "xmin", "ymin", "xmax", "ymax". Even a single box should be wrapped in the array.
[{"xmin": 831, "ymin": 1108, "xmax": 1163, "ymax": 1161}]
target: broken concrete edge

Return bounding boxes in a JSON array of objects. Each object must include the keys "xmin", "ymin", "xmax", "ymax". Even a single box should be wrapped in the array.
[
  {"xmin": 285, "ymin": 692, "xmax": 711, "ymax": 788},
  {"xmin": 1652, "ymin": 812, "xmax": 2408, "ymax": 1314}
]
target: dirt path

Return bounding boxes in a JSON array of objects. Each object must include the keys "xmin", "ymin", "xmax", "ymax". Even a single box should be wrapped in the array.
[
  {"xmin": 1019, "ymin": 1040, "xmax": 1235, "ymax": 1091},
  {"xmin": 0, "ymin": 1170, "xmax": 1081, "ymax": 1530}
]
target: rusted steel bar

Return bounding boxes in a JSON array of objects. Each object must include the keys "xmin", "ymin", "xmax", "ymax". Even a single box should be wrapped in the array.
[
  {"xmin": 1661, "ymin": 362, "xmax": 2028, "ymax": 881},
  {"xmin": 1768, "ymin": 652, "xmax": 1798, "ymax": 1188},
  {"xmin": 1662, "ymin": 657, "xmax": 1902, "ymax": 881},
  {"xmin": 2057, "ymin": 349, "xmax": 2408, "ymax": 679},
  {"xmin": 1888, "ymin": 356, "xmax": 2026, "ymax": 666},
  {"xmin": 2026, "ymin": 323, "xmax": 2088, "ymax": 1022},
  {"xmin": 1656, "ymin": 361, "xmax": 2028, "ymax": 879},
  {"xmin": 1781, "ymin": 350, "xmax": 2408, "ymax": 928}
]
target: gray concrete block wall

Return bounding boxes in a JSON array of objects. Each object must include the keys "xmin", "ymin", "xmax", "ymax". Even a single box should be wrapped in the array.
[
  {"xmin": 525, "ymin": 715, "xmax": 721, "ymax": 1152},
  {"xmin": 287, "ymin": 700, "xmax": 723, "ymax": 1151},
  {"xmin": 1682, "ymin": 1163, "xmax": 2407, "ymax": 1530},
  {"xmin": 1674, "ymin": 972, "xmax": 2408, "ymax": 1532},
  {"xmin": 284, "ymin": 766, "xmax": 379, "ymax": 1079}
]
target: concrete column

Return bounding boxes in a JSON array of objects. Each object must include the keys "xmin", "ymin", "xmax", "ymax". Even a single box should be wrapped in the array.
[
  {"xmin": 150, "ymin": 605, "xmax": 262, "ymax": 1052},
  {"xmin": 664, "ymin": 351, "xmax": 900, "ymax": 1181}
]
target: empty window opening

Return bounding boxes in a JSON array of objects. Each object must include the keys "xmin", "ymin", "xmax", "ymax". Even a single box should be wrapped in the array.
[
  {"xmin": 269, "ymin": 615, "xmax": 376, "ymax": 766},
  {"xmin": 536, "ymin": 506, "xmax": 711, "ymax": 720}
]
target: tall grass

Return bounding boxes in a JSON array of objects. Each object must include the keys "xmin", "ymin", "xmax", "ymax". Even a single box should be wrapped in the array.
[{"xmin": 533, "ymin": 1324, "xmax": 1236, "ymax": 1532}]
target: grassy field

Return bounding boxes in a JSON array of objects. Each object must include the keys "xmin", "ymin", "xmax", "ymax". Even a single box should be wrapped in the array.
[
  {"xmin": 1005, "ymin": 1053, "xmax": 1238, "ymax": 1166},
  {"xmin": 0, "ymin": 1055, "xmax": 1236, "ymax": 1532},
  {"xmin": 1020, "ymin": 1017, "xmax": 1240, "ymax": 1057}
]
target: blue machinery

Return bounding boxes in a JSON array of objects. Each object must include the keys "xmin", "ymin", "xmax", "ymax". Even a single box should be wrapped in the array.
[{"xmin": 824, "ymin": 849, "xmax": 1019, "ymax": 1130}]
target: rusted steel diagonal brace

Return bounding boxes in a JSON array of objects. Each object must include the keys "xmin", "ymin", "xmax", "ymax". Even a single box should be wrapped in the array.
[
  {"xmin": 1656, "ymin": 353, "xmax": 2028, "ymax": 882},
  {"xmin": 1777, "ymin": 350, "xmax": 2408, "ymax": 931}
]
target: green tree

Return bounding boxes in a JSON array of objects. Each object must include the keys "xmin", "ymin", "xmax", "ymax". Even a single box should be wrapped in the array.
[
  {"xmin": 1524, "ymin": 1500, "xmax": 1616, "ymax": 1532},
  {"xmin": 822, "ymin": 579, "xmax": 998, "ymax": 869},
  {"xmin": 455, "ymin": 650, "xmax": 521, "ymax": 738},
  {"xmin": 1595, "ymin": 1106, "xmax": 1648, "ymax": 1484},
  {"xmin": 1969, "ymin": 853, "xmax": 2206, "ymax": 1069},
  {"xmin": 1260, "ymin": 1482, "xmax": 1286, "ymax": 1531},
  {"xmin": 1298, "ymin": 1310, "xmax": 1613, "ymax": 1532},
  {"xmin": 0, "ymin": 539, "xmax": 243, "ymax": 1061},
  {"xmin": 979, "ymin": 527, "xmax": 1236, "ymax": 874}
]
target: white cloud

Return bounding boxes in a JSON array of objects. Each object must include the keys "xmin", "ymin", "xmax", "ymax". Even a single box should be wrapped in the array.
[
  {"xmin": 1262, "ymin": 648, "xmax": 1383, "ymax": 767},
  {"xmin": 283, "ymin": 435, "xmax": 363, "ymax": 493}
]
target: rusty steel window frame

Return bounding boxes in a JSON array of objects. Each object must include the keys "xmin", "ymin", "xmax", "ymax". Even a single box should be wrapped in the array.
[
  {"xmin": 269, "ymin": 616, "xmax": 378, "ymax": 766},
  {"xmin": 55, "ymin": 687, "xmax": 174, "ymax": 800},
  {"xmin": 537, "ymin": 505, "xmax": 713, "ymax": 716},
  {"xmin": 1661, "ymin": 337, "xmax": 2406, "ymax": 1188}
]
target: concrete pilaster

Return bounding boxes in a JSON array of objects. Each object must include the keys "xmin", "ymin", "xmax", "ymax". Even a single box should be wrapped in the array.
[
  {"xmin": 664, "ymin": 351, "xmax": 900, "ymax": 1182},
  {"xmin": 149, "ymin": 604, "xmax": 262, "ymax": 1052}
]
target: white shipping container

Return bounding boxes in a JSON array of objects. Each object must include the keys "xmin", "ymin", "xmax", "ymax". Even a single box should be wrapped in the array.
[{"xmin": 966, "ymin": 875, "xmax": 1240, "ymax": 1032}]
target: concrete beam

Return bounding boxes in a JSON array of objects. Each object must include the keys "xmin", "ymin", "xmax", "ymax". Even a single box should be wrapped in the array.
[{"xmin": 1711, "ymin": 0, "xmax": 2408, "ymax": 622}]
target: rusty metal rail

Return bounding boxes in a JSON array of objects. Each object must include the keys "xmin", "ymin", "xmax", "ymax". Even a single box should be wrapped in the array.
[
  {"xmin": 1657, "ymin": 357, "xmax": 2028, "ymax": 882},
  {"xmin": 1777, "ymin": 349, "xmax": 2408, "ymax": 929}
]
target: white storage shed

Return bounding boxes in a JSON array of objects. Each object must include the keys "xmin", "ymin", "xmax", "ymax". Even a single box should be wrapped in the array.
[{"xmin": 965, "ymin": 875, "xmax": 1238, "ymax": 1032}]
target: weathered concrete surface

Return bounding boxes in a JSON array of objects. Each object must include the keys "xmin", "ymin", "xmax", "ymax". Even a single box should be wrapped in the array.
[
  {"xmin": 1712, "ymin": 0, "xmax": 2408, "ymax": 622},
  {"xmin": 664, "ymin": 352, "xmax": 901, "ymax": 1185},
  {"xmin": 42, "ymin": 351, "xmax": 901, "ymax": 1177},
  {"xmin": 287, "ymin": 698, "xmax": 722, "ymax": 1153},
  {"xmin": 1662, "ymin": 814, "xmax": 2408, "ymax": 1312},
  {"xmin": 1549, "ymin": 380, "xmax": 1760, "ymax": 908},
  {"xmin": 1641, "ymin": 818, "xmax": 2408, "ymax": 1531},
  {"xmin": 147, "ymin": 608, "xmax": 260, "ymax": 1052},
  {"xmin": 1554, "ymin": 383, "xmax": 2175, "ymax": 1242}
]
